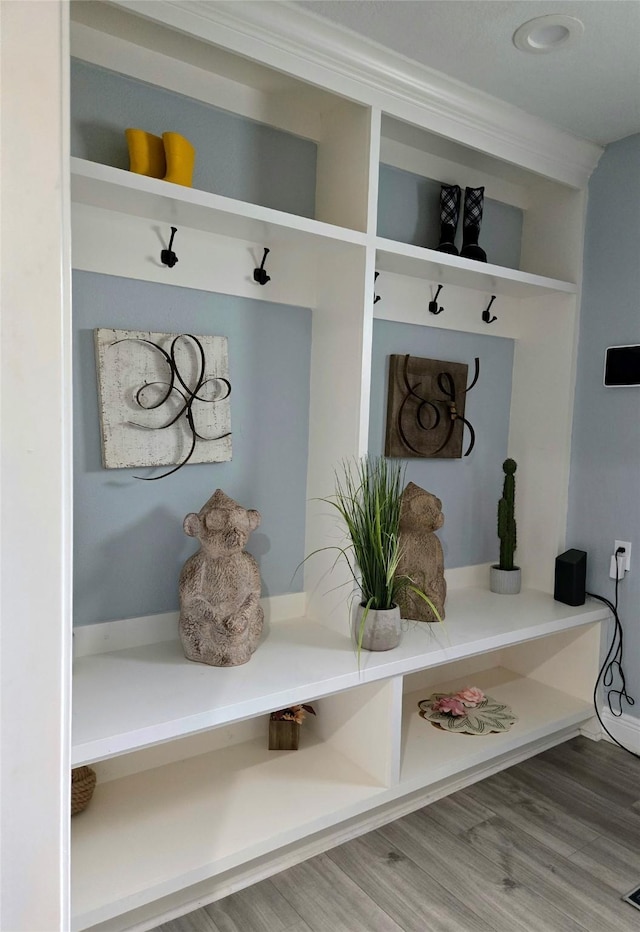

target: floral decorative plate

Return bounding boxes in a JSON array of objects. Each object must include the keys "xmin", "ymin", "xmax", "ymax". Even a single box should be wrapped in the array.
[{"xmin": 418, "ymin": 693, "xmax": 518, "ymax": 735}]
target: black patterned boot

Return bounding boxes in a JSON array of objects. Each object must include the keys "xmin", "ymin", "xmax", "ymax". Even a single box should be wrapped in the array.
[
  {"xmin": 435, "ymin": 184, "xmax": 461, "ymax": 255},
  {"xmin": 460, "ymin": 186, "xmax": 487, "ymax": 262}
]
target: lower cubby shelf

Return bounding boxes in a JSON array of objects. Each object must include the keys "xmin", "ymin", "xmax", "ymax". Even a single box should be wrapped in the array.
[
  {"xmin": 400, "ymin": 666, "xmax": 592, "ymax": 790},
  {"xmin": 71, "ymin": 663, "xmax": 595, "ymax": 930},
  {"xmin": 71, "ymin": 736, "xmax": 385, "ymax": 929}
]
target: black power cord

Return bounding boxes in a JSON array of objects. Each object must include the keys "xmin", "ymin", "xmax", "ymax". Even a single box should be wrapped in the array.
[{"xmin": 587, "ymin": 546, "xmax": 639, "ymax": 759}]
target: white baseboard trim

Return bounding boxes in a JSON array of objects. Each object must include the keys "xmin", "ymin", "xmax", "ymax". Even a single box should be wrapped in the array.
[
  {"xmin": 73, "ymin": 592, "xmax": 307, "ymax": 657},
  {"xmin": 72, "ymin": 570, "xmax": 502, "ymax": 657},
  {"xmin": 599, "ymin": 707, "xmax": 640, "ymax": 754},
  {"xmin": 444, "ymin": 563, "xmax": 492, "ymax": 589},
  {"xmin": 73, "ymin": 611, "xmax": 179, "ymax": 657},
  {"xmin": 578, "ymin": 715, "xmax": 603, "ymax": 742}
]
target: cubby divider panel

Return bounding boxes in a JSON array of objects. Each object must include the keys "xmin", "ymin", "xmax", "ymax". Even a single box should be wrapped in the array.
[{"xmin": 312, "ymin": 677, "xmax": 403, "ymax": 787}]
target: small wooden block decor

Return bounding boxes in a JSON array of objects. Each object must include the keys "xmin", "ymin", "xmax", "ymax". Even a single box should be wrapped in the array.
[
  {"xmin": 269, "ymin": 720, "xmax": 300, "ymax": 751},
  {"xmin": 268, "ymin": 704, "xmax": 315, "ymax": 750},
  {"xmin": 94, "ymin": 328, "xmax": 232, "ymax": 476},
  {"xmin": 385, "ymin": 354, "xmax": 478, "ymax": 459}
]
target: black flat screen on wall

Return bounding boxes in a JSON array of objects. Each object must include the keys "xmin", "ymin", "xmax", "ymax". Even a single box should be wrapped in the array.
[{"xmin": 604, "ymin": 344, "xmax": 640, "ymax": 386}]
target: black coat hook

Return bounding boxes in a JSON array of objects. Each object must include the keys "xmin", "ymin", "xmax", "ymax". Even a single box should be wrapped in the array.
[
  {"xmin": 429, "ymin": 284, "xmax": 444, "ymax": 315},
  {"xmin": 161, "ymin": 227, "xmax": 179, "ymax": 268},
  {"xmin": 374, "ymin": 271, "xmax": 381, "ymax": 304},
  {"xmin": 482, "ymin": 295, "xmax": 497, "ymax": 324},
  {"xmin": 253, "ymin": 248, "xmax": 271, "ymax": 285}
]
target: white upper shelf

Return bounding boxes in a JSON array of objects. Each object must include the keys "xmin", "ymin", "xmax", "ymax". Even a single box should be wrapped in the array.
[
  {"xmin": 70, "ymin": 157, "xmax": 367, "ymax": 251},
  {"xmin": 71, "ymin": 160, "xmax": 578, "ymax": 299},
  {"xmin": 376, "ymin": 237, "xmax": 577, "ymax": 298},
  {"xmin": 72, "ymin": 588, "xmax": 607, "ymax": 767}
]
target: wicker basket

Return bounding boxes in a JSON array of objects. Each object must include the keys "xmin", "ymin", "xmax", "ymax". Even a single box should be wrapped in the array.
[{"xmin": 71, "ymin": 766, "xmax": 97, "ymax": 816}]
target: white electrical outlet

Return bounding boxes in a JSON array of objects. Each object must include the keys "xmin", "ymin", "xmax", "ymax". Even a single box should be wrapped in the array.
[
  {"xmin": 610, "ymin": 554, "xmax": 624, "ymax": 579},
  {"xmin": 615, "ymin": 540, "xmax": 632, "ymax": 573}
]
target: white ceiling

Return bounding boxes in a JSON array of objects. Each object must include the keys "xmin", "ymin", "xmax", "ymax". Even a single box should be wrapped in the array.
[{"xmin": 296, "ymin": 1, "xmax": 640, "ymax": 145}]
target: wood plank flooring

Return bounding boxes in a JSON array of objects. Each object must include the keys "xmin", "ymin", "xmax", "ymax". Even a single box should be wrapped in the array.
[{"xmin": 156, "ymin": 737, "xmax": 640, "ymax": 932}]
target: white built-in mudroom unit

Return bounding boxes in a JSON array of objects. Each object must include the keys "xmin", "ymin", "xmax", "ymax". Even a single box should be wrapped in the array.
[{"xmin": 1, "ymin": 2, "xmax": 614, "ymax": 931}]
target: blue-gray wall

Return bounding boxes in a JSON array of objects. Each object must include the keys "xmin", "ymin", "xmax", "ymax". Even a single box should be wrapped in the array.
[
  {"xmin": 567, "ymin": 133, "xmax": 640, "ymax": 716},
  {"xmin": 369, "ymin": 321, "xmax": 514, "ymax": 568},
  {"xmin": 71, "ymin": 59, "xmax": 317, "ymax": 218},
  {"xmin": 378, "ymin": 164, "xmax": 523, "ymax": 269},
  {"xmin": 73, "ymin": 271, "xmax": 312, "ymax": 625},
  {"xmin": 71, "ymin": 58, "xmax": 519, "ymax": 622}
]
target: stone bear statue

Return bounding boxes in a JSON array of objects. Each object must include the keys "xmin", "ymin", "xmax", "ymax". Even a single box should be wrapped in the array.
[
  {"xmin": 179, "ymin": 489, "xmax": 264, "ymax": 666},
  {"xmin": 396, "ymin": 481, "xmax": 446, "ymax": 622}
]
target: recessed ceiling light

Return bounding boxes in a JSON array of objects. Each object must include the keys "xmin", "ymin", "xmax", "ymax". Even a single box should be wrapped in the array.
[{"xmin": 513, "ymin": 14, "xmax": 584, "ymax": 53}]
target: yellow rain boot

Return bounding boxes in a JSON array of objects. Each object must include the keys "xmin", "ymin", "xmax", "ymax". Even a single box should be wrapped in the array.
[
  {"xmin": 125, "ymin": 128, "xmax": 166, "ymax": 178},
  {"xmin": 162, "ymin": 132, "xmax": 196, "ymax": 187}
]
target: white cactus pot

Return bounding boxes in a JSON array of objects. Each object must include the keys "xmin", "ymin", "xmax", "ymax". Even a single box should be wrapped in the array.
[{"xmin": 490, "ymin": 566, "xmax": 521, "ymax": 595}]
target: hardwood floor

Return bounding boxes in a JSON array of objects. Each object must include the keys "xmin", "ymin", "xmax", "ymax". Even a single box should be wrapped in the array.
[{"xmin": 156, "ymin": 737, "xmax": 640, "ymax": 932}]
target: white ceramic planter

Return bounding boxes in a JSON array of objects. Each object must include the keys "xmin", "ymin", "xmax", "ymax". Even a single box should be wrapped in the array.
[
  {"xmin": 490, "ymin": 566, "xmax": 521, "ymax": 595},
  {"xmin": 354, "ymin": 603, "xmax": 401, "ymax": 651}
]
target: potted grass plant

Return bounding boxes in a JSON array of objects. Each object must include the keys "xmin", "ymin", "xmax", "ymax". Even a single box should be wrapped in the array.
[{"xmin": 310, "ymin": 456, "xmax": 442, "ymax": 653}]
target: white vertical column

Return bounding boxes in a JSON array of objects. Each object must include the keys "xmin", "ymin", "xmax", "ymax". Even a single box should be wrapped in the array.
[
  {"xmin": 508, "ymin": 293, "xmax": 579, "ymax": 592},
  {"xmin": 0, "ymin": 3, "xmax": 72, "ymax": 929},
  {"xmin": 304, "ymin": 104, "xmax": 378, "ymax": 630},
  {"xmin": 304, "ymin": 244, "xmax": 370, "ymax": 629}
]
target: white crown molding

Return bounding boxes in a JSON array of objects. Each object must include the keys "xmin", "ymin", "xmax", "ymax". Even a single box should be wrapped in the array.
[{"xmin": 113, "ymin": 0, "xmax": 603, "ymax": 189}]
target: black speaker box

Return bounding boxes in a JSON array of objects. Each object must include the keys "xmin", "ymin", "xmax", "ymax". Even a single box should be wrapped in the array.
[{"xmin": 554, "ymin": 549, "xmax": 587, "ymax": 606}]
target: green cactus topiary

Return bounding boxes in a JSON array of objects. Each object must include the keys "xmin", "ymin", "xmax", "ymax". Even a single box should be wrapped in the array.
[{"xmin": 497, "ymin": 458, "xmax": 517, "ymax": 571}]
